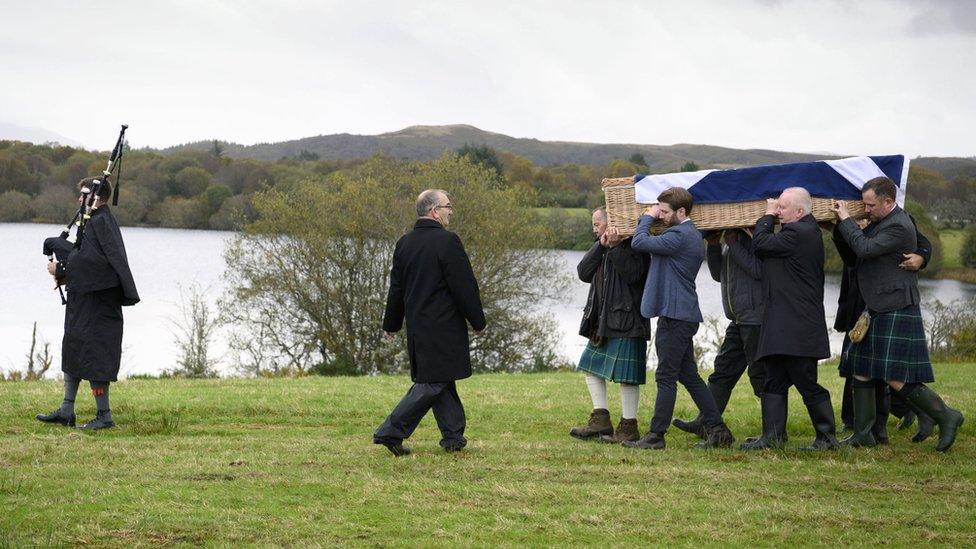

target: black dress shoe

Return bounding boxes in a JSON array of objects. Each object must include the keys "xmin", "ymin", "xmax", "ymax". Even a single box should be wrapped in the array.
[
  {"xmin": 36, "ymin": 409, "xmax": 76, "ymax": 427},
  {"xmin": 79, "ymin": 414, "xmax": 115, "ymax": 430},
  {"xmin": 622, "ymin": 432, "xmax": 665, "ymax": 450},
  {"xmin": 383, "ymin": 442, "xmax": 412, "ymax": 457}
]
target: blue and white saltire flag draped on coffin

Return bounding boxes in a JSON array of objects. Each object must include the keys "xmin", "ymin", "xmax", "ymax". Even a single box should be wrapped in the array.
[{"xmin": 634, "ymin": 155, "xmax": 909, "ymax": 206}]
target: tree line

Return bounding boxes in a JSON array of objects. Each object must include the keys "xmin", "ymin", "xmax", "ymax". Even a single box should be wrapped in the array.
[{"xmin": 1, "ymin": 139, "xmax": 972, "ymax": 265}]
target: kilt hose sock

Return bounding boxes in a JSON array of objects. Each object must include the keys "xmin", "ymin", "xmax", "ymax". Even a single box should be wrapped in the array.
[{"xmin": 60, "ymin": 372, "xmax": 81, "ymax": 416}]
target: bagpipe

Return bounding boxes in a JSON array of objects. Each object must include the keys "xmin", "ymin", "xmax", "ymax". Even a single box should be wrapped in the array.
[{"xmin": 43, "ymin": 124, "xmax": 128, "ymax": 304}]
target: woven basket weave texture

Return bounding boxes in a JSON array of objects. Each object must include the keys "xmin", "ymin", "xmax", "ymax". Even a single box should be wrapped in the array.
[{"xmin": 602, "ymin": 177, "xmax": 866, "ymax": 236}]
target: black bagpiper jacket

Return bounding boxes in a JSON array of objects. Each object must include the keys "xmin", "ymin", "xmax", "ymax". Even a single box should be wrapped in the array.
[{"xmin": 577, "ymin": 237, "xmax": 650, "ymax": 341}]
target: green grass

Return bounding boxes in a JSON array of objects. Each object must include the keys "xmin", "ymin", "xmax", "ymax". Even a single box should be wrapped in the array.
[
  {"xmin": 2, "ymin": 367, "xmax": 974, "ymax": 546},
  {"xmin": 940, "ymin": 229, "xmax": 965, "ymax": 269}
]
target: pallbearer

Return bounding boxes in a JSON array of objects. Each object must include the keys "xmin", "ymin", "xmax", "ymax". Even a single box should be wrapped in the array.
[
  {"xmin": 568, "ymin": 207, "xmax": 650, "ymax": 444},
  {"xmin": 742, "ymin": 187, "xmax": 837, "ymax": 451},
  {"xmin": 833, "ymin": 177, "xmax": 964, "ymax": 451},
  {"xmin": 623, "ymin": 187, "xmax": 735, "ymax": 450},
  {"xmin": 36, "ymin": 177, "xmax": 140, "ymax": 430}
]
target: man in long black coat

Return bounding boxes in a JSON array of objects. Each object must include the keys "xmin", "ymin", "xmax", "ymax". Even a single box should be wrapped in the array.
[
  {"xmin": 36, "ymin": 176, "xmax": 139, "ymax": 430},
  {"xmin": 373, "ymin": 189, "xmax": 486, "ymax": 456},
  {"xmin": 742, "ymin": 187, "xmax": 837, "ymax": 450}
]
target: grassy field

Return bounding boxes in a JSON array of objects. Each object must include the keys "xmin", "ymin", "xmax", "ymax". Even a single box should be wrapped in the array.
[
  {"xmin": 2, "ymin": 366, "xmax": 974, "ymax": 547},
  {"xmin": 940, "ymin": 229, "xmax": 965, "ymax": 269}
]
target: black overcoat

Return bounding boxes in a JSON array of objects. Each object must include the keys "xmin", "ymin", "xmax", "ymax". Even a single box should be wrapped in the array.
[
  {"xmin": 752, "ymin": 214, "xmax": 830, "ymax": 360},
  {"xmin": 383, "ymin": 219, "xmax": 486, "ymax": 383},
  {"xmin": 61, "ymin": 206, "xmax": 140, "ymax": 381}
]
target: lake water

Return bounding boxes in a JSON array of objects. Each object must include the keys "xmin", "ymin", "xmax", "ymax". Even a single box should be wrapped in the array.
[{"xmin": 2, "ymin": 222, "xmax": 974, "ymax": 377}]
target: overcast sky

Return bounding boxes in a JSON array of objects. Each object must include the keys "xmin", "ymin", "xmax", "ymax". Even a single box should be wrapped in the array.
[{"xmin": 1, "ymin": 0, "xmax": 973, "ymax": 157}]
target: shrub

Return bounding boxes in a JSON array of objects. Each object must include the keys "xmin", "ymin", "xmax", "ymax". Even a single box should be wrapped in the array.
[
  {"xmin": 0, "ymin": 190, "xmax": 32, "ymax": 221},
  {"xmin": 961, "ymin": 224, "xmax": 976, "ymax": 268},
  {"xmin": 221, "ymin": 155, "xmax": 568, "ymax": 376}
]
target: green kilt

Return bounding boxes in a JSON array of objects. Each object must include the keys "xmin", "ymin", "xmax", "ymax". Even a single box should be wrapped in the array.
[
  {"xmin": 578, "ymin": 337, "xmax": 647, "ymax": 385},
  {"xmin": 843, "ymin": 305, "xmax": 934, "ymax": 383}
]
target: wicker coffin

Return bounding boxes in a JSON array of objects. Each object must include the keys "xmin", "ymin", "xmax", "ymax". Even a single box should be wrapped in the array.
[{"xmin": 602, "ymin": 177, "xmax": 866, "ymax": 236}]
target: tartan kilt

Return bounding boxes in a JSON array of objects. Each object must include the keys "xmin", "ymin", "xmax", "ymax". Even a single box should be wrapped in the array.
[
  {"xmin": 842, "ymin": 305, "xmax": 934, "ymax": 383},
  {"xmin": 578, "ymin": 337, "xmax": 647, "ymax": 385}
]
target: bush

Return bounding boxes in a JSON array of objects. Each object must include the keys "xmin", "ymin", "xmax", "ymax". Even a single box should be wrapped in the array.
[
  {"xmin": 904, "ymin": 200, "xmax": 942, "ymax": 276},
  {"xmin": 30, "ymin": 185, "xmax": 76, "ymax": 223},
  {"xmin": 221, "ymin": 155, "xmax": 568, "ymax": 376},
  {"xmin": 0, "ymin": 190, "xmax": 32, "ymax": 221},
  {"xmin": 112, "ymin": 185, "xmax": 153, "ymax": 226},
  {"xmin": 208, "ymin": 194, "xmax": 255, "ymax": 230},
  {"xmin": 961, "ymin": 224, "xmax": 976, "ymax": 268},
  {"xmin": 542, "ymin": 208, "xmax": 594, "ymax": 250},
  {"xmin": 925, "ymin": 298, "xmax": 976, "ymax": 362},
  {"xmin": 168, "ymin": 285, "xmax": 219, "ymax": 378},
  {"xmin": 152, "ymin": 196, "xmax": 208, "ymax": 229},
  {"xmin": 171, "ymin": 166, "xmax": 212, "ymax": 197}
]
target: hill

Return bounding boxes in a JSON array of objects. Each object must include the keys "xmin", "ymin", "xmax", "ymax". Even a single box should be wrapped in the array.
[{"xmin": 162, "ymin": 124, "xmax": 976, "ymax": 176}]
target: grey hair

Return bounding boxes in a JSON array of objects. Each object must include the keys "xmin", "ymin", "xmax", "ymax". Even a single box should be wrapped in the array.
[
  {"xmin": 592, "ymin": 206, "xmax": 607, "ymax": 220},
  {"xmin": 783, "ymin": 187, "xmax": 813, "ymax": 215},
  {"xmin": 416, "ymin": 189, "xmax": 448, "ymax": 217}
]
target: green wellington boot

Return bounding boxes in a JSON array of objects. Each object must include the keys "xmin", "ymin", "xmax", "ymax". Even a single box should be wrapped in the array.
[
  {"xmin": 840, "ymin": 381, "xmax": 876, "ymax": 447},
  {"xmin": 902, "ymin": 385, "xmax": 965, "ymax": 452}
]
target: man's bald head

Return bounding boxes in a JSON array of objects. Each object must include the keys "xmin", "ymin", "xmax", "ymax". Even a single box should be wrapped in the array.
[{"xmin": 776, "ymin": 187, "xmax": 813, "ymax": 224}]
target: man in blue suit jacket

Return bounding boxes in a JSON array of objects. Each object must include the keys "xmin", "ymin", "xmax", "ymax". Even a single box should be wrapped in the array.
[{"xmin": 622, "ymin": 187, "xmax": 734, "ymax": 450}]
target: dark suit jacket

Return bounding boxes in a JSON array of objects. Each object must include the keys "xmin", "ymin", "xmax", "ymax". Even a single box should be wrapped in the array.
[
  {"xmin": 837, "ymin": 205, "xmax": 920, "ymax": 314},
  {"xmin": 631, "ymin": 216, "xmax": 705, "ymax": 323},
  {"xmin": 383, "ymin": 218, "xmax": 486, "ymax": 383},
  {"xmin": 752, "ymin": 213, "xmax": 830, "ymax": 360},
  {"xmin": 832, "ymin": 214, "xmax": 931, "ymax": 331}
]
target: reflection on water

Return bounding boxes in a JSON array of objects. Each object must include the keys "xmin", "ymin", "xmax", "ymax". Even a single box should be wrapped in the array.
[{"xmin": 2, "ymin": 223, "xmax": 973, "ymax": 377}]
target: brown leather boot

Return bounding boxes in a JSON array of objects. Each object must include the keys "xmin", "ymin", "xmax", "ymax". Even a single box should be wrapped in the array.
[
  {"xmin": 600, "ymin": 418, "xmax": 641, "ymax": 444},
  {"xmin": 570, "ymin": 408, "xmax": 613, "ymax": 440}
]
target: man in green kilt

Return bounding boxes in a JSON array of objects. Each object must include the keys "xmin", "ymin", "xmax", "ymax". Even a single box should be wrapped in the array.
[
  {"xmin": 569, "ymin": 207, "xmax": 650, "ymax": 444},
  {"xmin": 833, "ymin": 176, "xmax": 964, "ymax": 451}
]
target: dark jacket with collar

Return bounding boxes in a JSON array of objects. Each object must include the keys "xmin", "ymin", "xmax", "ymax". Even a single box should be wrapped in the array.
[
  {"xmin": 383, "ymin": 218, "xmax": 486, "ymax": 383},
  {"xmin": 836, "ymin": 205, "xmax": 921, "ymax": 314},
  {"xmin": 632, "ymin": 216, "xmax": 705, "ymax": 323},
  {"xmin": 832, "ymin": 213, "xmax": 931, "ymax": 331},
  {"xmin": 64, "ymin": 205, "xmax": 140, "ymax": 306},
  {"xmin": 706, "ymin": 231, "xmax": 763, "ymax": 326},
  {"xmin": 577, "ymin": 237, "xmax": 650, "ymax": 341},
  {"xmin": 752, "ymin": 213, "xmax": 830, "ymax": 360}
]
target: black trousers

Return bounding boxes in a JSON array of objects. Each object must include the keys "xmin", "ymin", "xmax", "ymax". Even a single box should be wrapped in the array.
[
  {"xmin": 707, "ymin": 322, "xmax": 766, "ymax": 398},
  {"xmin": 373, "ymin": 381, "xmax": 466, "ymax": 448},
  {"xmin": 763, "ymin": 355, "xmax": 830, "ymax": 406},
  {"xmin": 650, "ymin": 317, "xmax": 721, "ymax": 434}
]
